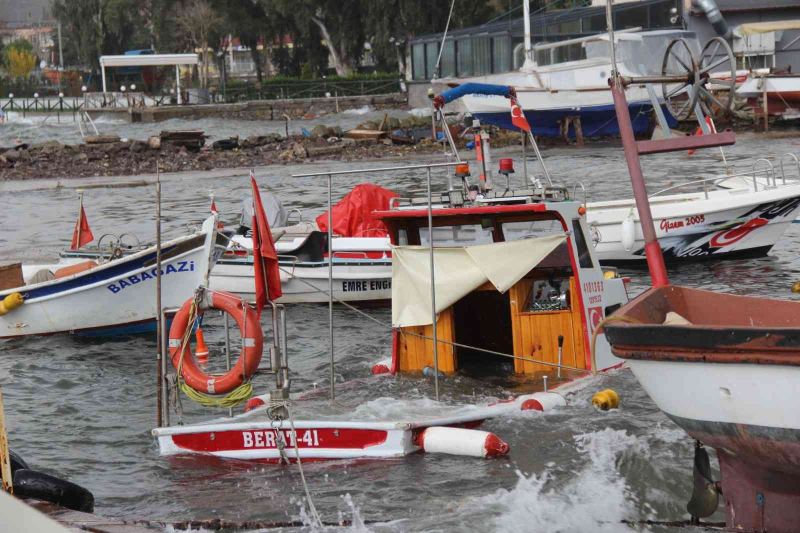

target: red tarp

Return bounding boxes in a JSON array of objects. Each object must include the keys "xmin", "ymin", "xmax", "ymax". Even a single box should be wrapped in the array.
[{"xmin": 316, "ymin": 184, "xmax": 398, "ymax": 237}]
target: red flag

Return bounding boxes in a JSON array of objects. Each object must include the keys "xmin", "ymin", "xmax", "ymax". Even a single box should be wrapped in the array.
[
  {"xmin": 70, "ymin": 203, "xmax": 94, "ymax": 250},
  {"xmin": 688, "ymin": 116, "xmax": 716, "ymax": 156},
  {"xmin": 250, "ymin": 172, "xmax": 282, "ymax": 312},
  {"xmin": 210, "ymin": 199, "xmax": 218, "ymax": 214},
  {"xmin": 510, "ymin": 97, "xmax": 531, "ymax": 133}
]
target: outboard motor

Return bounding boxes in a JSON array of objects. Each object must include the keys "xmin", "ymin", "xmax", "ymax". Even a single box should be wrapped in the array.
[{"xmin": 238, "ymin": 192, "xmax": 289, "ymax": 235}]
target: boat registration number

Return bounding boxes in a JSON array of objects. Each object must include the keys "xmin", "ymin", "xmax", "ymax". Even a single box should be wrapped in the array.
[{"xmin": 242, "ymin": 429, "xmax": 320, "ymax": 448}]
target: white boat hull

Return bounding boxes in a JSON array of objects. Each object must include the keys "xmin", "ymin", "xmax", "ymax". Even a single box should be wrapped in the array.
[
  {"xmin": 587, "ymin": 183, "xmax": 800, "ymax": 263},
  {"xmin": 0, "ymin": 220, "xmax": 218, "ymax": 338},
  {"xmin": 210, "ymin": 259, "xmax": 392, "ymax": 304}
]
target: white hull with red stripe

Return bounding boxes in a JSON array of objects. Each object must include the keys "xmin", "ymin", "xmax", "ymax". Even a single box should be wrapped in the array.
[{"xmin": 152, "ymin": 388, "xmax": 580, "ymax": 461}]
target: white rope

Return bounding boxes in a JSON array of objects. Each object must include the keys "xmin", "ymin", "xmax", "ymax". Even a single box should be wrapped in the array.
[
  {"xmin": 433, "ymin": 0, "xmax": 457, "ymax": 80},
  {"xmin": 287, "ymin": 405, "xmax": 323, "ymax": 528}
]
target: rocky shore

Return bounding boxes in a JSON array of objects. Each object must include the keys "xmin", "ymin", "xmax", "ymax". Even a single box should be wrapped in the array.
[{"xmin": 0, "ymin": 119, "xmax": 525, "ymax": 181}]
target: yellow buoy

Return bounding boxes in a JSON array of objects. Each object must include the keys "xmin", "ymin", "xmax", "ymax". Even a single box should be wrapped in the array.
[
  {"xmin": 792, "ymin": 281, "xmax": 800, "ymax": 293},
  {"xmin": 603, "ymin": 270, "xmax": 617, "ymax": 280},
  {"xmin": 592, "ymin": 389, "xmax": 620, "ymax": 411},
  {"xmin": 0, "ymin": 293, "xmax": 24, "ymax": 316}
]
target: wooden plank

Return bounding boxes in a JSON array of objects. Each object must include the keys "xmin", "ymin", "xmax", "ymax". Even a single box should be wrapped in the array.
[
  {"xmin": 344, "ymin": 129, "xmax": 386, "ymax": 140},
  {"xmin": 0, "ymin": 388, "xmax": 12, "ymax": 494}
]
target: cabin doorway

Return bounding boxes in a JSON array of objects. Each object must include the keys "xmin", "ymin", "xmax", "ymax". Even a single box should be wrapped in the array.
[{"xmin": 453, "ymin": 291, "xmax": 514, "ymax": 377}]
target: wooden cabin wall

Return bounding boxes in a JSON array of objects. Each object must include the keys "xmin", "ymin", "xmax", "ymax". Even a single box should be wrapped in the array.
[
  {"xmin": 396, "ymin": 307, "xmax": 456, "ymax": 373},
  {"xmin": 509, "ymin": 277, "xmax": 587, "ymax": 375}
]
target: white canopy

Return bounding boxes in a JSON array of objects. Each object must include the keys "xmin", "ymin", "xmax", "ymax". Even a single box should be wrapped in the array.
[
  {"xmin": 99, "ymin": 53, "xmax": 199, "ymax": 67},
  {"xmin": 736, "ymin": 21, "xmax": 800, "ymax": 36},
  {"xmin": 98, "ymin": 53, "xmax": 199, "ymax": 104},
  {"xmin": 392, "ymin": 235, "xmax": 566, "ymax": 328}
]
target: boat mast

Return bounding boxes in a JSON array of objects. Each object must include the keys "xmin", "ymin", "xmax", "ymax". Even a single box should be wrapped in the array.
[
  {"xmin": 605, "ymin": 0, "xmax": 670, "ymax": 288},
  {"xmin": 522, "ymin": 0, "xmax": 534, "ymax": 70}
]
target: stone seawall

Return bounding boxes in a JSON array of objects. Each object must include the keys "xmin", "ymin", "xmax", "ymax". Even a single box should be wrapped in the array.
[{"xmin": 85, "ymin": 93, "xmax": 408, "ymax": 123}]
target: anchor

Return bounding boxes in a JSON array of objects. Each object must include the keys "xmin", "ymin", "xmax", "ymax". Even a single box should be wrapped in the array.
[{"xmin": 687, "ymin": 441, "xmax": 721, "ymax": 523}]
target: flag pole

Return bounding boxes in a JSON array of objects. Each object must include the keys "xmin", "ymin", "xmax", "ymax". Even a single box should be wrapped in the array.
[
  {"xmin": 155, "ymin": 163, "xmax": 165, "ymax": 428},
  {"xmin": 77, "ymin": 191, "xmax": 84, "ymax": 250}
]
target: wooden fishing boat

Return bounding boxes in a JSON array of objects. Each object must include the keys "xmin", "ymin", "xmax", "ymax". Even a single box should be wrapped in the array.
[
  {"xmin": 0, "ymin": 216, "xmax": 222, "ymax": 338},
  {"xmin": 599, "ymin": 5, "xmax": 800, "ymax": 529}
]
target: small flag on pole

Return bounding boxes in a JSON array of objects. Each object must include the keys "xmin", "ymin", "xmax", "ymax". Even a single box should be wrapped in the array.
[
  {"xmin": 250, "ymin": 170, "xmax": 282, "ymax": 313},
  {"xmin": 70, "ymin": 195, "xmax": 94, "ymax": 250},
  {"xmin": 209, "ymin": 191, "xmax": 224, "ymax": 228},
  {"xmin": 510, "ymin": 97, "xmax": 531, "ymax": 133}
]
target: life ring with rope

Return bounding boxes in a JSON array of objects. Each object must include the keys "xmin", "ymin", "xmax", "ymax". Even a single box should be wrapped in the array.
[{"xmin": 169, "ymin": 290, "xmax": 263, "ymax": 395}]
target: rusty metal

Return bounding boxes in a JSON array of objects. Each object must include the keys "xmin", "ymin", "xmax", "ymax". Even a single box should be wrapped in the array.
[{"xmin": 636, "ymin": 131, "xmax": 736, "ymax": 155}]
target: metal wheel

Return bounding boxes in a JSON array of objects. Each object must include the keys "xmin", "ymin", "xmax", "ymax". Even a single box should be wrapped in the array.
[
  {"xmin": 661, "ymin": 38, "xmax": 698, "ymax": 121},
  {"xmin": 695, "ymin": 37, "xmax": 736, "ymax": 118}
]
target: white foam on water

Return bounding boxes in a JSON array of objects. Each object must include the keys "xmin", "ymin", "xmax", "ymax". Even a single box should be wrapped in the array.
[
  {"xmin": 475, "ymin": 428, "xmax": 650, "ymax": 533},
  {"xmin": 342, "ymin": 105, "xmax": 374, "ymax": 116},
  {"xmin": 407, "ymin": 107, "xmax": 432, "ymax": 118}
]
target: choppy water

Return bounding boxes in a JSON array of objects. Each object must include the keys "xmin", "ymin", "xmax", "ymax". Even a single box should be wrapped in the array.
[{"xmin": 2, "ymin": 131, "xmax": 800, "ymax": 532}]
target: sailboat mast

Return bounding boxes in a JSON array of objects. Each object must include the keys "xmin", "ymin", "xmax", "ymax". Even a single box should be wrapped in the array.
[{"xmin": 523, "ymin": 0, "xmax": 533, "ymax": 69}]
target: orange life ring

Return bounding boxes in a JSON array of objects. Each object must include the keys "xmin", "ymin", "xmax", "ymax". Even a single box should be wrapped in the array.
[{"xmin": 169, "ymin": 290, "xmax": 263, "ymax": 394}]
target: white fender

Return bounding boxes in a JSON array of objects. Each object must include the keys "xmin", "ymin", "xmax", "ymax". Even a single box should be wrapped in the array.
[
  {"xmin": 417, "ymin": 427, "xmax": 509, "ymax": 458},
  {"xmin": 516, "ymin": 392, "xmax": 567, "ymax": 412},
  {"xmin": 621, "ymin": 210, "xmax": 636, "ymax": 252}
]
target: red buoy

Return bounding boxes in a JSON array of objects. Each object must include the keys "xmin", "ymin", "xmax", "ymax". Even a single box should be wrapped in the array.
[
  {"xmin": 244, "ymin": 396, "xmax": 266, "ymax": 412},
  {"xmin": 371, "ymin": 363, "xmax": 391, "ymax": 375}
]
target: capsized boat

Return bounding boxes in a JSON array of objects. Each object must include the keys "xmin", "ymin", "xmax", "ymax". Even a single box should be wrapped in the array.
[
  {"xmin": 0, "ymin": 216, "xmax": 223, "ymax": 338},
  {"xmin": 599, "ymin": 9, "xmax": 800, "ymax": 530},
  {"xmin": 152, "ymin": 161, "xmax": 628, "ymax": 462}
]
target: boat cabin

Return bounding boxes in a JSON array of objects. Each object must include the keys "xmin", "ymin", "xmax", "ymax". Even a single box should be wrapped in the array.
[{"xmin": 375, "ymin": 188, "xmax": 628, "ymax": 379}]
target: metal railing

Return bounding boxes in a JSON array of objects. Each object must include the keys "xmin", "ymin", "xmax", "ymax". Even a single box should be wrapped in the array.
[
  {"xmin": 647, "ymin": 154, "xmax": 800, "ymax": 200},
  {"xmin": 213, "ymin": 79, "xmax": 402, "ymax": 104}
]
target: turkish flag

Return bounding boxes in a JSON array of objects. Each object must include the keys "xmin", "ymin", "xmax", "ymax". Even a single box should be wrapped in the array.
[
  {"xmin": 210, "ymin": 199, "xmax": 218, "ymax": 214},
  {"xmin": 70, "ymin": 204, "xmax": 94, "ymax": 250},
  {"xmin": 510, "ymin": 97, "xmax": 531, "ymax": 132},
  {"xmin": 250, "ymin": 172, "xmax": 282, "ymax": 313}
]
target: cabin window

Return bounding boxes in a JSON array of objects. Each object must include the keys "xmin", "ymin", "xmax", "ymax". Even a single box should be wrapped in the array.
[
  {"xmin": 501, "ymin": 219, "xmax": 564, "ymax": 240},
  {"xmin": 397, "ymin": 228, "xmax": 409, "ymax": 246},
  {"xmin": 572, "ymin": 219, "xmax": 594, "ymax": 268},
  {"xmin": 526, "ymin": 278, "xmax": 571, "ymax": 312},
  {"xmin": 418, "ymin": 224, "xmax": 494, "ymax": 246}
]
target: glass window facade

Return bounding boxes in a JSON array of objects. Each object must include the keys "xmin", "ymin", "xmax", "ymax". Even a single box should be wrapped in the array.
[
  {"xmin": 410, "ymin": 0, "xmax": 681, "ymax": 80},
  {"xmin": 425, "ymin": 42, "xmax": 439, "ymax": 78},
  {"xmin": 440, "ymin": 40, "xmax": 456, "ymax": 78},
  {"xmin": 457, "ymin": 39, "xmax": 473, "ymax": 77},
  {"xmin": 493, "ymin": 36, "xmax": 511, "ymax": 73}
]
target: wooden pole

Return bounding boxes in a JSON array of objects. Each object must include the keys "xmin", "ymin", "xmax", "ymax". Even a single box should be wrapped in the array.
[
  {"xmin": 763, "ymin": 75, "xmax": 769, "ymax": 132},
  {"xmin": 0, "ymin": 388, "xmax": 13, "ymax": 494}
]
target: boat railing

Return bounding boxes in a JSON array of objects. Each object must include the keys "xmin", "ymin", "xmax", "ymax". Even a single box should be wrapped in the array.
[
  {"xmin": 648, "ymin": 161, "xmax": 793, "ymax": 200},
  {"xmin": 780, "ymin": 152, "xmax": 800, "ymax": 184},
  {"xmin": 752, "ymin": 159, "xmax": 776, "ymax": 191},
  {"xmin": 572, "ymin": 182, "xmax": 589, "ymax": 208},
  {"xmin": 285, "ymin": 208, "xmax": 304, "ymax": 226},
  {"xmin": 277, "ymin": 254, "xmax": 300, "ymax": 277}
]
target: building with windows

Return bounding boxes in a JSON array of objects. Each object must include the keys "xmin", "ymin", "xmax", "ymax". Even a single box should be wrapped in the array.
[{"xmin": 409, "ymin": 0, "xmax": 681, "ymax": 82}]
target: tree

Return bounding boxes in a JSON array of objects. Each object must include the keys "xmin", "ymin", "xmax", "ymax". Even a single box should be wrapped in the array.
[
  {"xmin": 214, "ymin": 0, "xmax": 270, "ymax": 83},
  {"xmin": 267, "ymin": 0, "xmax": 367, "ymax": 77},
  {"xmin": 6, "ymin": 47, "xmax": 37, "ymax": 79},
  {"xmin": 177, "ymin": 0, "xmax": 222, "ymax": 88}
]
